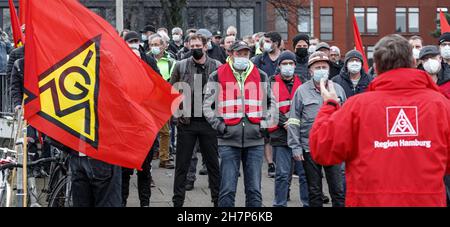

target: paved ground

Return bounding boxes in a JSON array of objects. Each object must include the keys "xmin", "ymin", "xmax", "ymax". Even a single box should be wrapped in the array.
[
  {"xmin": 29, "ymin": 154, "xmax": 330, "ymax": 207},
  {"xmin": 125, "ymin": 155, "xmax": 331, "ymax": 207}
]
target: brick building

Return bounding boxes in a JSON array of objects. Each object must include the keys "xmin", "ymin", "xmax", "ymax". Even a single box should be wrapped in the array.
[
  {"xmin": 0, "ymin": 0, "xmax": 449, "ymax": 64},
  {"xmin": 267, "ymin": 0, "xmax": 450, "ymax": 64}
]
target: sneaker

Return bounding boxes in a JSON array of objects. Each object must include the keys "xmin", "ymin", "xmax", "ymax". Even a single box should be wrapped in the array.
[
  {"xmin": 268, "ymin": 163, "xmax": 275, "ymax": 178},
  {"xmin": 199, "ymin": 165, "xmax": 208, "ymax": 175},
  {"xmin": 185, "ymin": 181, "xmax": 194, "ymax": 191}
]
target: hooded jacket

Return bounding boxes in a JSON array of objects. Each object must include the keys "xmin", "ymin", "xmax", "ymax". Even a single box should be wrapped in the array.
[
  {"xmin": 310, "ymin": 68, "xmax": 450, "ymax": 207},
  {"xmin": 332, "ymin": 53, "xmax": 373, "ymax": 98}
]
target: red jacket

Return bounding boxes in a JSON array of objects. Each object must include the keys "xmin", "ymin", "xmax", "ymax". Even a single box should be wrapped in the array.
[{"xmin": 310, "ymin": 68, "xmax": 450, "ymax": 207}]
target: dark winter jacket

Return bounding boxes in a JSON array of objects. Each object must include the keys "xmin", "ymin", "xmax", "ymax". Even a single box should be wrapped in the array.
[
  {"xmin": 295, "ymin": 55, "xmax": 310, "ymax": 83},
  {"xmin": 11, "ymin": 58, "xmax": 24, "ymax": 108},
  {"xmin": 332, "ymin": 65, "xmax": 372, "ymax": 98},
  {"xmin": 6, "ymin": 46, "xmax": 24, "ymax": 79},
  {"xmin": 168, "ymin": 40, "xmax": 183, "ymax": 59},
  {"xmin": 207, "ymin": 43, "xmax": 227, "ymax": 64}
]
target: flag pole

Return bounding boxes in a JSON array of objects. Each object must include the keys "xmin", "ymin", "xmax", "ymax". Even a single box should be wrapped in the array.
[{"xmin": 116, "ymin": 0, "xmax": 124, "ymax": 32}]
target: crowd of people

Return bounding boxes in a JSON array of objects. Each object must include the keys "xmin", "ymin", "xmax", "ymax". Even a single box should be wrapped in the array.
[{"xmin": 3, "ymin": 21, "xmax": 450, "ymax": 207}]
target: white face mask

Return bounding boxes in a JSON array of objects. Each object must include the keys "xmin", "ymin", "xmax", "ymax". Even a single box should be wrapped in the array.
[
  {"xmin": 441, "ymin": 45, "xmax": 450, "ymax": 59},
  {"xmin": 263, "ymin": 42, "xmax": 273, "ymax": 52},
  {"xmin": 312, "ymin": 69, "xmax": 329, "ymax": 82},
  {"xmin": 151, "ymin": 46, "xmax": 161, "ymax": 55},
  {"xmin": 280, "ymin": 65, "xmax": 295, "ymax": 77},
  {"xmin": 412, "ymin": 48, "xmax": 421, "ymax": 59},
  {"xmin": 173, "ymin": 34, "xmax": 181, "ymax": 42},
  {"xmin": 207, "ymin": 41, "xmax": 213, "ymax": 50},
  {"xmin": 233, "ymin": 57, "xmax": 249, "ymax": 71},
  {"xmin": 128, "ymin": 43, "xmax": 140, "ymax": 50},
  {"xmin": 423, "ymin": 59, "xmax": 442, "ymax": 75},
  {"xmin": 347, "ymin": 61, "xmax": 362, "ymax": 74},
  {"xmin": 308, "ymin": 45, "xmax": 316, "ymax": 54}
]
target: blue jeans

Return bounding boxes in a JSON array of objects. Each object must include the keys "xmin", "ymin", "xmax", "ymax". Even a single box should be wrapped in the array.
[
  {"xmin": 218, "ymin": 146, "xmax": 264, "ymax": 207},
  {"xmin": 273, "ymin": 146, "xmax": 309, "ymax": 207}
]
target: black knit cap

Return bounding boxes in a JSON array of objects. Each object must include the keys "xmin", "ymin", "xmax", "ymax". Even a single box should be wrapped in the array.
[
  {"xmin": 439, "ymin": 32, "xmax": 450, "ymax": 45},
  {"xmin": 278, "ymin": 51, "xmax": 297, "ymax": 65},
  {"xmin": 344, "ymin": 50, "xmax": 364, "ymax": 65},
  {"xmin": 292, "ymin": 34, "xmax": 310, "ymax": 49}
]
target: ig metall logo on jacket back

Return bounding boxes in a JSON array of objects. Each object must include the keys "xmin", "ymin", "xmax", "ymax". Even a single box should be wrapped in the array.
[
  {"xmin": 373, "ymin": 106, "xmax": 431, "ymax": 150},
  {"xmin": 387, "ymin": 107, "xmax": 418, "ymax": 137}
]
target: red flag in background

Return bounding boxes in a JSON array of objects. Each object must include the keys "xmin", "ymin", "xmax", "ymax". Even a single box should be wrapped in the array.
[
  {"xmin": 352, "ymin": 15, "xmax": 369, "ymax": 72},
  {"xmin": 19, "ymin": 0, "xmax": 26, "ymax": 25},
  {"xmin": 8, "ymin": 0, "xmax": 24, "ymax": 47},
  {"xmin": 440, "ymin": 10, "xmax": 450, "ymax": 34},
  {"xmin": 24, "ymin": 0, "xmax": 181, "ymax": 169}
]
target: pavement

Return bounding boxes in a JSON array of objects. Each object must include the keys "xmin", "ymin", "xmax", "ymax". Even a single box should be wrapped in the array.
[{"xmin": 125, "ymin": 154, "xmax": 331, "ymax": 207}]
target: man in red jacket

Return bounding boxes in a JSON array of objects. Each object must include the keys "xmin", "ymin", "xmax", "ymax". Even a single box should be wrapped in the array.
[{"xmin": 309, "ymin": 34, "xmax": 450, "ymax": 207}]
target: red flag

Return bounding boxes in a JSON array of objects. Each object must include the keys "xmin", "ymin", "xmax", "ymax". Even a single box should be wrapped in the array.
[
  {"xmin": 8, "ymin": 0, "xmax": 24, "ymax": 47},
  {"xmin": 24, "ymin": 0, "xmax": 181, "ymax": 169},
  {"xmin": 440, "ymin": 10, "xmax": 450, "ymax": 34},
  {"xmin": 19, "ymin": 0, "xmax": 26, "ymax": 25},
  {"xmin": 352, "ymin": 15, "xmax": 369, "ymax": 72}
]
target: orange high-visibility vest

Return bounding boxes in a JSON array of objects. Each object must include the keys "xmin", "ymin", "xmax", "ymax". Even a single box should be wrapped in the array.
[
  {"xmin": 268, "ymin": 74, "xmax": 302, "ymax": 132},
  {"xmin": 217, "ymin": 63, "xmax": 264, "ymax": 126}
]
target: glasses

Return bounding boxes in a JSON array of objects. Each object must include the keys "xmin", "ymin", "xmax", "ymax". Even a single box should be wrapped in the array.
[{"xmin": 441, "ymin": 42, "xmax": 450, "ymax": 47}]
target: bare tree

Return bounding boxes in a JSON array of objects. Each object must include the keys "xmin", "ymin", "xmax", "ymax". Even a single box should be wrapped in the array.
[
  {"xmin": 160, "ymin": 0, "xmax": 187, "ymax": 29},
  {"xmin": 265, "ymin": 0, "xmax": 310, "ymax": 28}
]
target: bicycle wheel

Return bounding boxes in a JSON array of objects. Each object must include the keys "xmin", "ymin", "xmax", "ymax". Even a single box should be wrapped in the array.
[
  {"xmin": 47, "ymin": 176, "xmax": 72, "ymax": 207},
  {"xmin": 45, "ymin": 165, "xmax": 65, "ymax": 201}
]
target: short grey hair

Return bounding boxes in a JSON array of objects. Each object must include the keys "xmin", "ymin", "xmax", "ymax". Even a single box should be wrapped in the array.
[
  {"xmin": 172, "ymin": 27, "xmax": 183, "ymax": 35},
  {"xmin": 149, "ymin": 34, "xmax": 164, "ymax": 45},
  {"xmin": 374, "ymin": 34, "xmax": 414, "ymax": 75}
]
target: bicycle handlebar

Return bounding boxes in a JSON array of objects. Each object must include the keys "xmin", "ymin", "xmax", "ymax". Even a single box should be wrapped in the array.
[{"xmin": 0, "ymin": 157, "xmax": 58, "ymax": 171}]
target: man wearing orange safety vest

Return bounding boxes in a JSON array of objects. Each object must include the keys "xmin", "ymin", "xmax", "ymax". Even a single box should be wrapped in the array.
[
  {"xmin": 268, "ymin": 51, "xmax": 309, "ymax": 207},
  {"xmin": 203, "ymin": 40, "xmax": 275, "ymax": 207}
]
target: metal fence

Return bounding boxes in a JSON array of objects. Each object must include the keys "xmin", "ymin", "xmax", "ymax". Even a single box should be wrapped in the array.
[{"xmin": 0, "ymin": 72, "xmax": 12, "ymax": 115}]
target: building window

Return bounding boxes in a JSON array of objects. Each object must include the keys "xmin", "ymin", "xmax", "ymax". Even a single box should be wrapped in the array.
[
  {"xmin": 367, "ymin": 46, "xmax": 375, "ymax": 66},
  {"xmin": 298, "ymin": 7, "xmax": 311, "ymax": 34},
  {"xmin": 240, "ymin": 8, "xmax": 254, "ymax": 37},
  {"xmin": 396, "ymin": 7, "xmax": 419, "ymax": 33},
  {"xmin": 354, "ymin": 7, "xmax": 378, "ymax": 33},
  {"xmin": 275, "ymin": 8, "xmax": 288, "ymax": 40},
  {"xmin": 437, "ymin": 8, "xmax": 449, "ymax": 29},
  {"xmin": 223, "ymin": 8, "xmax": 237, "ymax": 33},
  {"xmin": 320, "ymin": 8, "xmax": 333, "ymax": 41},
  {"xmin": 204, "ymin": 8, "xmax": 219, "ymax": 34},
  {"xmin": 188, "ymin": 8, "xmax": 202, "ymax": 30},
  {"xmin": 437, "ymin": 7, "xmax": 448, "ymax": 19}
]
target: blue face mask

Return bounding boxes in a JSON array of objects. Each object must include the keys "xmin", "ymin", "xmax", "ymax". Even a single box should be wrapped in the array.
[
  {"xmin": 151, "ymin": 46, "xmax": 161, "ymax": 55},
  {"xmin": 312, "ymin": 69, "xmax": 329, "ymax": 82},
  {"xmin": 280, "ymin": 65, "xmax": 295, "ymax": 77},
  {"xmin": 233, "ymin": 57, "xmax": 249, "ymax": 71},
  {"xmin": 141, "ymin": 34, "xmax": 148, "ymax": 41}
]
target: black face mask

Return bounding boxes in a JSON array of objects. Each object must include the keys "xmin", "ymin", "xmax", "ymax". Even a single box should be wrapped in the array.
[
  {"xmin": 295, "ymin": 48, "xmax": 308, "ymax": 58},
  {"xmin": 192, "ymin": 48, "xmax": 204, "ymax": 60}
]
